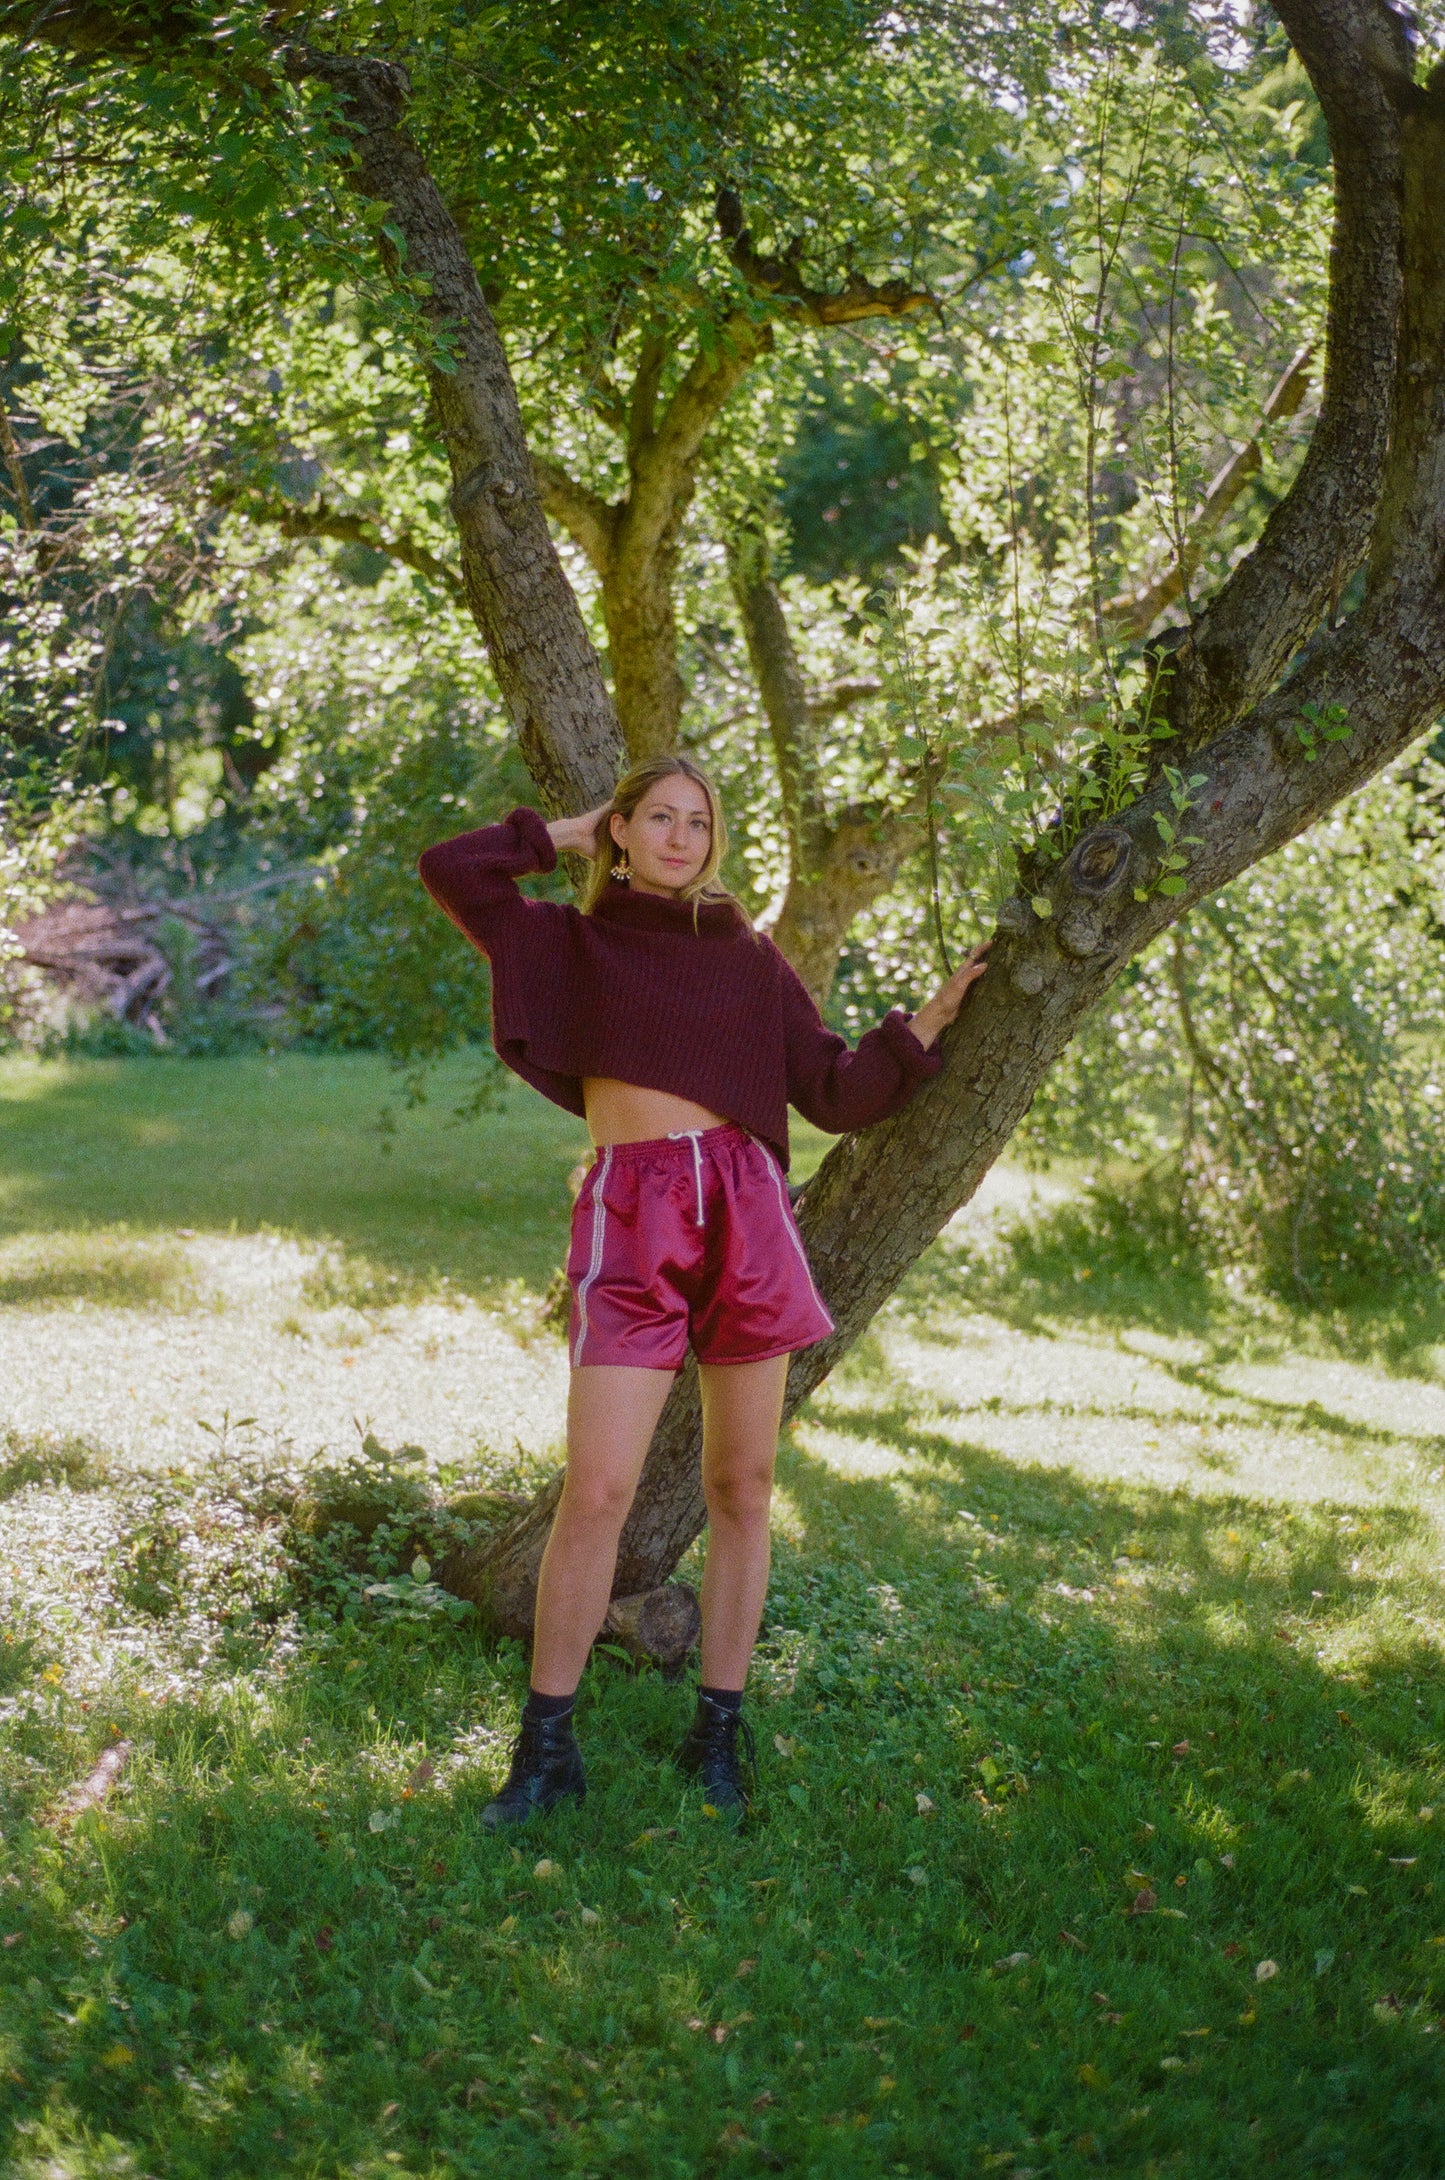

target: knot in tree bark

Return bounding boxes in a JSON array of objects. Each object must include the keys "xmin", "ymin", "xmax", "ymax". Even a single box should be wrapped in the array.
[
  {"xmin": 1065, "ymin": 824, "xmax": 1134, "ymax": 898},
  {"xmin": 1057, "ymin": 903, "xmax": 1104, "ymax": 958},
  {"xmin": 283, "ymin": 47, "xmax": 411, "ymax": 131},
  {"xmin": 451, "ymin": 461, "xmax": 524, "ymax": 523}
]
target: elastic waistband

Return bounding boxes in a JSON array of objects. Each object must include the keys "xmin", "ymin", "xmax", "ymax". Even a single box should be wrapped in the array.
[{"xmin": 592, "ymin": 1121, "xmax": 747, "ymax": 1166}]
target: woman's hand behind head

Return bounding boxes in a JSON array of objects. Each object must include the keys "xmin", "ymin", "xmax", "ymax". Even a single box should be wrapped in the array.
[{"xmin": 548, "ymin": 803, "xmax": 611, "ymax": 859}]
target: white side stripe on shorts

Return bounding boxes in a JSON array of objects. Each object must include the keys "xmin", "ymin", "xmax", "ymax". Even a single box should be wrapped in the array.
[
  {"xmin": 759, "ymin": 1146, "xmax": 832, "ymax": 1322},
  {"xmin": 571, "ymin": 1145, "xmax": 613, "ymax": 1366}
]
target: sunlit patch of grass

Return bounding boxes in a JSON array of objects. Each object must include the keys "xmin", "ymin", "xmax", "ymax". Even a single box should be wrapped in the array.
[{"xmin": 0, "ymin": 1231, "xmax": 196, "ymax": 1311}]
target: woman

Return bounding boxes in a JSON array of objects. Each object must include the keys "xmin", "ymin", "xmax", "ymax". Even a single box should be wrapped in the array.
[{"xmin": 418, "ymin": 755, "xmax": 987, "ymax": 1827}]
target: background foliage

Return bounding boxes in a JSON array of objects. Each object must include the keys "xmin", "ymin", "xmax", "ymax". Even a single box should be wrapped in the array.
[{"xmin": 0, "ymin": 0, "xmax": 1439, "ymax": 1291}]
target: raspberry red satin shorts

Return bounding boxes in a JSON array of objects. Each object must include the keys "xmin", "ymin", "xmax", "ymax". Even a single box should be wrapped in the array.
[{"xmin": 566, "ymin": 1123, "xmax": 835, "ymax": 1370}]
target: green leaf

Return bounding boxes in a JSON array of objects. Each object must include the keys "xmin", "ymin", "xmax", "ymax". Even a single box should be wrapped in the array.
[
  {"xmin": 1157, "ymin": 875, "xmax": 1188, "ymax": 896},
  {"xmin": 1031, "ymin": 895, "xmax": 1052, "ymax": 919}
]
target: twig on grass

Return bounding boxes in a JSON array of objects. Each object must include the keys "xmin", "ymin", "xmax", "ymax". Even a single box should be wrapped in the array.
[{"xmin": 52, "ymin": 1739, "xmax": 132, "ymax": 1828}]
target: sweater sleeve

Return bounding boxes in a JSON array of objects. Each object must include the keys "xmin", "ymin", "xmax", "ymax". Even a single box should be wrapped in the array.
[
  {"xmin": 777, "ymin": 948, "xmax": 941, "ymax": 1133},
  {"xmin": 416, "ymin": 807, "xmax": 560, "ymax": 957}
]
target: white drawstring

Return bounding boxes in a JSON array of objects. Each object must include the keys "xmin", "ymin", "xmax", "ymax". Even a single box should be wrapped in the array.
[{"xmin": 667, "ymin": 1129, "xmax": 707, "ymax": 1227}]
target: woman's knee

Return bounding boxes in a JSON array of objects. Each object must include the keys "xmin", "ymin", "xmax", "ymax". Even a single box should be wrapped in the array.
[
  {"xmin": 704, "ymin": 1462, "xmax": 774, "ymax": 1528},
  {"xmin": 557, "ymin": 1469, "xmax": 635, "ymax": 1533}
]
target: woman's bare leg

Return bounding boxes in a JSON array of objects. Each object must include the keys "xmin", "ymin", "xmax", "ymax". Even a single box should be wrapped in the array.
[
  {"xmin": 697, "ymin": 1354, "xmax": 789, "ymax": 1688},
  {"xmin": 530, "ymin": 1365, "xmax": 676, "ymax": 1697}
]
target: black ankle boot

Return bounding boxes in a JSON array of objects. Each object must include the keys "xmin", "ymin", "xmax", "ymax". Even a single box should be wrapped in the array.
[
  {"xmin": 676, "ymin": 1693, "xmax": 756, "ymax": 1821},
  {"xmin": 481, "ymin": 1711, "xmax": 587, "ymax": 1829}
]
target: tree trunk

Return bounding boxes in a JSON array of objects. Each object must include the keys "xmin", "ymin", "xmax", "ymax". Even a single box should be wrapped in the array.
[
  {"xmin": 601, "ymin": 507, "xmax": 691, "ymax": 761},
  {"xmin": 539, "ymin": 322, "xmax": 765, "ymax": 762},
  {"xmin": 764, "ymin": 811, "xmax": 920, "ymax": 1005}
]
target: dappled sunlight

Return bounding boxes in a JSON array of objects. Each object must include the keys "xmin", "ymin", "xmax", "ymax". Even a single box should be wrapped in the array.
[
  {"xmin": 837, "ymin": 1270, "xmax": 1445, "ymax": 1512},
  {"xmin": 0, "ymin": 1231, "xmax": 568, "ymax": 1474}
]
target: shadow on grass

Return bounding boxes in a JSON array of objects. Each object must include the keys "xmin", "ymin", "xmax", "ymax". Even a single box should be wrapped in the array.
[
  {"xmin": 786, "ymin": 1400, "xmax": 1431, "ymax": 1624},
  {"xmin": 895, "ymin": 1181, "xmax": 1231, "ymax": 1346},
  {"xmin": 0, "ymin": 1429, "xmax": 111, "ymax": 1500},
  {"xmin": 900, "ymin": 1176, "xmax": 1445, "ymax": 1381},
  {"xmin": 0, "ymin": 1233, "xmax": 195, "ymax": 1311},
  {"xmin": 5, "ymin": 1427, "xmax": 1445, "ymax": 2179}
]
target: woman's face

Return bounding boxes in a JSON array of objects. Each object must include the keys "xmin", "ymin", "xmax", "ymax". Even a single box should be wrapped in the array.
[{"xmin": 612, "ymin": 776, "xmax": 713, "ymax": 895}]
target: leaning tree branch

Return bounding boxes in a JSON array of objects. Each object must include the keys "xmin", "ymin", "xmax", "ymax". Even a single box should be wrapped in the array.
[
  {"xmin": 454, "ymin": 1, "xmax": 1445, "ymax": 1631},
  {"xmin": 1156, "ymin": 0, "xmax": 1411, "ymax": 752},
  {"xmin": 1105, "ymin": 342, "xmax": 1314, "ymax": 639},
  {"xmin": 230, "ymin": 490, "xmax": 465, "ymax": 600},
  {"xmin": 715, "ymin": 185, "xmax": 937, "ymax": 326},
  {"xmin": 579, "ymin": 515, "xmax": 1445, "ymax": 1608}
]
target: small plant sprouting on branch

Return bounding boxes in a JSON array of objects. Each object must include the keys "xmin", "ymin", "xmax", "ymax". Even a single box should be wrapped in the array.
[
  {"xmin": 1291, "ymin": 699, "xmax": 1351, "ymax": 763},
  {"xmin": 1135, "ymin": 764, "xmax": 1207, "ymax": 902}
]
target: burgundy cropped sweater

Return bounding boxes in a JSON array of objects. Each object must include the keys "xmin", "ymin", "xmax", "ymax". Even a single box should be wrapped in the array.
[{"xmin": 417, "ymin": 807, "xmax": 941, "ymax": 1169}]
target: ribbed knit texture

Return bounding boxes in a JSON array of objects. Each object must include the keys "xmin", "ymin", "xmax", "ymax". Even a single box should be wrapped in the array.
[{"xmin": 417, "ymin": 808, "xmax": 941, "ymax": 1171}]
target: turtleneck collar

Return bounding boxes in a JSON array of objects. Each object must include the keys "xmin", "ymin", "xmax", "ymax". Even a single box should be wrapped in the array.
[{"xmin": 590, "ymin": 884, "xmax": 750, "ymax": 939}]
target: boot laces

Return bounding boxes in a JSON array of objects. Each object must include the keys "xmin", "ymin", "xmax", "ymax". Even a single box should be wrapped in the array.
[
  {"xmin": 506, "ymin": 1711, "xmax": 573, "ymax": 1779},
  {"xmin": 697, "ymin": 1699, "xmax": 756, "ymax": 1780}
]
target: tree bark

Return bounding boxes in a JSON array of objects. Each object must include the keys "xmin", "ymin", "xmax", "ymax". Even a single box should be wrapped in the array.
[
  {"xmin": 601, "ymin": 1582, "xmax": 702, "ymax": 1673},
  {"xmin": 1154, "ymin": 0, "xmax": 1409, "ymax": 753}
]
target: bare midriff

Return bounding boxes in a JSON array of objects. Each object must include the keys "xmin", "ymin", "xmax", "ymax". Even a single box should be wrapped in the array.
[{"xmin": 582, "ymin": 1076, "xmax": 729, "ymax": 1148}]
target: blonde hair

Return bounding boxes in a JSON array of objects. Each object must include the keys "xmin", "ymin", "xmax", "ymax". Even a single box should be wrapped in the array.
[{"xmin": 581, "ymin": 754, "xmax": 733, "ymax": 915}]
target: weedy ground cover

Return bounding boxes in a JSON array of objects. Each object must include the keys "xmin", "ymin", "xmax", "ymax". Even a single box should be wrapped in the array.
[{"xmin": 1, "ymin": 1054, "xmax": 1444, "ymax": 2178}]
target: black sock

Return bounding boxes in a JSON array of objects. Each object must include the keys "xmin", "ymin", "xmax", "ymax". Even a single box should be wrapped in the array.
[
  {"xmin": 523, "ymin": 1688, "xmax": 576, "ymax": 1724},
  {"xmin": 699, "ymin": 1685, "xmax": 743, "ymax": 1714}
]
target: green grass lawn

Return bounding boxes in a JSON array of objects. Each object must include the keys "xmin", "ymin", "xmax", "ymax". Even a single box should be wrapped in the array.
[
  {"xmin": 0, "ymin": 1050, "xmax": 592, "ymax": 1299},
  {"xmin": 3, "ymin": 1056, "xmax": 1445, "ymax": 2178}
]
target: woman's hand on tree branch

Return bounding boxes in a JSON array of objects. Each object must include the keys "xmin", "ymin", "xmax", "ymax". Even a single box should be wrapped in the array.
[
  {"xmin": 908, "ymin": 942, "xmax": 991, "ymax": 1051},
  {"xmin": 548, "ymin": 803, "xmax": 610, "ymax": 858}
]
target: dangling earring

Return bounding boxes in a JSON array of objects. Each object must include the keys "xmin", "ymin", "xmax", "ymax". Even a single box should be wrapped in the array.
[{"xmin": 612, "ymin": 849, "xmax": 631, "ymax": 884}]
